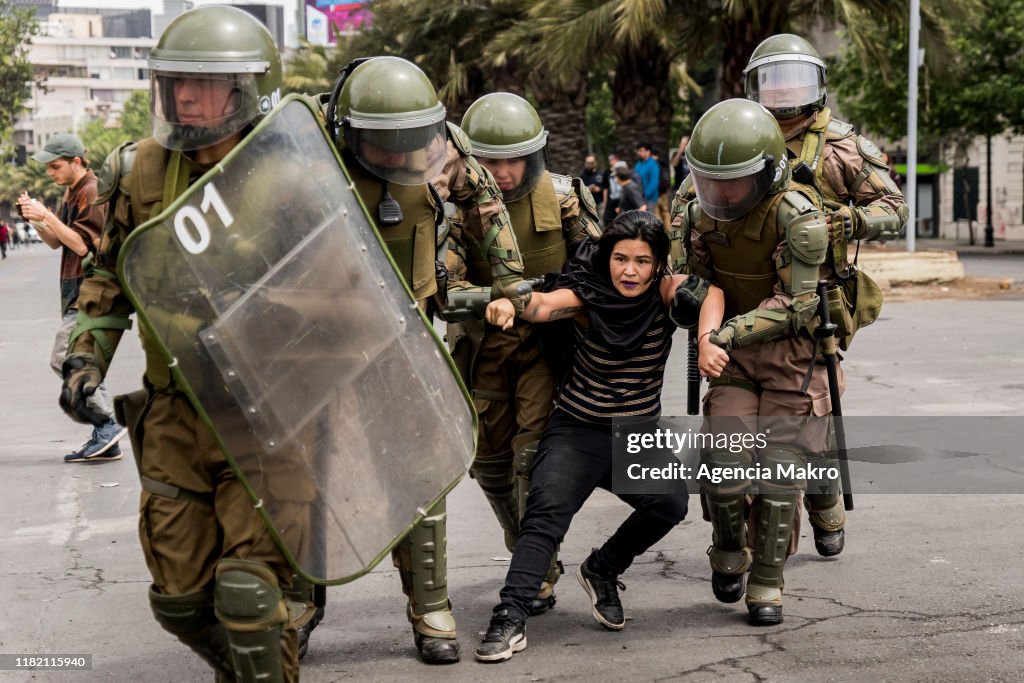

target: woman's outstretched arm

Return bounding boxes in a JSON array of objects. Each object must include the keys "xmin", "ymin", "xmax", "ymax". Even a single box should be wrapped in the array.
[{"xmin": 485, "ymin": 288, "xmax": 585, "ymax": 330}]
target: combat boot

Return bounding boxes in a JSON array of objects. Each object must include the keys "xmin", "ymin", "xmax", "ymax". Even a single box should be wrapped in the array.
[
  {"xmin": 746, "ymin": 584, "xmax": 783, "ymax": 626},
  {"xmin": 530, "ymin": 560, "xmax": 563, "ymax": 615},
  {"xmin": 807, "ymin": 493, "xmax": 846, "ymax": 557},
  {"xmin": 812, "ymin": 526, "xmax": 845, "ymax": 557},
  {"xmin": 708, "ymin": 546, "xmax": 751, "ymax": 603},
  {"xmin": 410, "ymin": 605, "xmax": 460, "ymax": 664},
  {"xmin": 394, "ymin": 499, "xmax": 460, "ymax": 664},
  {"xmin": 285, "ymin": 577, "xmax": 324, "ymax": 659}
]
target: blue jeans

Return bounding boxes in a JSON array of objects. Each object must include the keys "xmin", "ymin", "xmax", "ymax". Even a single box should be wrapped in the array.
[{"xmin": 496, "ymin": 411, "xmax": 688, "ymax": 622}]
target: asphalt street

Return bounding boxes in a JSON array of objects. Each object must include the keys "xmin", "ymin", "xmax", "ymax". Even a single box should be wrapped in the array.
[{"xmin": 1, "ymin": 246, "xmax": 1022, "ymax": 682}]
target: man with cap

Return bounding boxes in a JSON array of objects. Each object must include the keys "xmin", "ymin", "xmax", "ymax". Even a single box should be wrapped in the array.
[{"xmin": 18, "ymin": 133, "xmax": 126, "ymax": 463}]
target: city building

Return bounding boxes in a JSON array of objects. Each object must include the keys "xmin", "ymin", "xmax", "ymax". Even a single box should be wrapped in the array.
[{"xmin": 12, "ymin": 0, "xmax": 295, "ymax": 159}]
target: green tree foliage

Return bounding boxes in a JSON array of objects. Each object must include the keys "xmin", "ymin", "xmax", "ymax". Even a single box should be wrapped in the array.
[
  {"xmin": 585, "ymin": 76, "xmax": 615, "ymax": 162},
  {"xmin": 1, "ymin": 160, "xmax": 61, "ymax": 214},
  {"xmin": 283, "ymin": 35, "xmax": 357, "ymax": 97},
  {"xmin": 321, "ymin": 0, "xmax": 589, "ymax": 172},
  {"xmin": 492, "ymin": 0, "xmax": 969, "ymax": 159},
  {"xmin": 1, "ymin": 91, "xmax": 150, "ymax": 214},
  {"xmin": 0, "ymin": 0, "xmax": 38, "ymax": 142},
  {"xmin": 77, "ymin": 90, "xmax": 151, "ymax": 170},
  {"xmin": 831, "ymin": 0, "xmax": 1023, "ymax": 145}
]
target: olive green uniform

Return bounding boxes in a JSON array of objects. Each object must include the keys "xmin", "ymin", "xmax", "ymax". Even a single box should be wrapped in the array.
[
  {"xmin": 71, "ymin": 138, "xmax": 302, "ymax": 682},
  {"xmin": 447, "ymin": 171, "xmax": 600, "ymax": 598},
  {"xmin": 675, "ymin": 177, "xmax": 838, "ymax": 616},
  {"xmin": 671, "ymin": 98, "xmax": 844, "ymax": 623},
  {"xmin": 343, "ymin": 121, "xmax": 530, "ymax": 656},
  {"xmin": 783, "ymin": 107, "xmax": 908, "ymax": 269}
]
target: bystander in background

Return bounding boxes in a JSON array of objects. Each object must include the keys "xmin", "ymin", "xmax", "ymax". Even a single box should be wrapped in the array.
[
  {"xmin": 17, "ymin": 133, "xmax": 126, "ymax": 463},
  {"xmin": 581, "ymin": 155, "xmax": 609, "ymax": 223}
]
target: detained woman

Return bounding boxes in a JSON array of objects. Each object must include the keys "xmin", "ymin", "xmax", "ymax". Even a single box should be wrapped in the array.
[{"xmin": 474, "ymin": 210, "xmax": 714, "ymax": 663}]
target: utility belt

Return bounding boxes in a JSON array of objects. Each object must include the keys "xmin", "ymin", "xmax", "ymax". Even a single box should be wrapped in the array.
[{"xmin": 113, "ymin": 382, "xmax": 215, "ymax": 508}]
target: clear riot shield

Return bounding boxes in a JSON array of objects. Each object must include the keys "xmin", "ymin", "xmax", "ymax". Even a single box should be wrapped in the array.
[{"xmin": 117, "ymin": 95, "xmax": 476, "ymax": 584}]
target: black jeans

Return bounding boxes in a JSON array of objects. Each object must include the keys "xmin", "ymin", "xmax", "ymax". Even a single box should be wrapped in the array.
[{"xmin": 496, "ymin": 411, "xmax": 688, "ymax": 622}]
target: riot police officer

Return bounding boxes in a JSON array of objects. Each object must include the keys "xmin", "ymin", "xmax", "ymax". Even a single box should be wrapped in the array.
[
  {"xmin": 676, "ymin": 99, "xmax": 837, "ymax": 626},
  {"xmin": 452, "ymin": 92, "xmax": 601, "ymax": 615},
  {"xmin": 60, "ymin": 6, "xmax": 303, "ymax": 680},
  {"xmin": 742, "ymin": 33, "xmax": 908, "ymax": 556},
  {"xmin": 326, "ymin": 57, "xmax": 533, "ymax": 664}
]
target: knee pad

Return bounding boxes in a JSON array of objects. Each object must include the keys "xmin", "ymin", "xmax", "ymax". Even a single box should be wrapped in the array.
[
  {"xmin": 149, "ymin": 586, "xmax": 234, "ymax": 678},
  {"xmin": 700, "ymin": 447, "xmax": 756, "ymax": 496},
  {"xmin": 214, "ymin": 559, "xmax": 291, "ymax": 683},
  {"xmin": 149, "ymin": 585, "xmax": 218, "ymax": 636},
  {"xmin": 758, "ymin": 442, "xmax": 808, "ymax": 494},
  {"xmin": 469, "ymin": 452, "xmax": 515, "ymax": 493}
]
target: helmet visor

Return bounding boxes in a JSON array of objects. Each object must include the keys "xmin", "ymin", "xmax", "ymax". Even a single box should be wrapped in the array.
[
  {"xmin": 345, "ymin": 121, "xmax": 448, "ymax": 186},
  {"xmin": 746, "ymin": 61, "xmax": 825, "ymax": 117},
  {"xmin": 477, "ymin": 149, "xmax": 546, "ymax": 203},
  {"xmin": 151, "ymin": 72, "xmax": 259, "ymax": 151},
  {"xmin": 691, "ymin": 168, "xmax": 771, "ymax": 222}
]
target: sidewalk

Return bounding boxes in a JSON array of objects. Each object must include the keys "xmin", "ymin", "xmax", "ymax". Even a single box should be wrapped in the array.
[{"xmin": 887, "ymin": 237, "xmax": 1024, "ymax": 256}]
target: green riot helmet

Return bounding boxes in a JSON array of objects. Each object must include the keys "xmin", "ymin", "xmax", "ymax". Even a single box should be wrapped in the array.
[
  {"xmin": 686, "ymin": 99, "xmax": 789, "ymax": 222},
  {"xmin": 331, "ymin": 56, "xmax": 448, "ymax": 186},
  {"xmin": 461, "ymin": 92, "xmax": 547, "ymax": 203},
  {"xmin": 148, "ymin": 5, "xmax": 282, "ymax": 152},
  {"xmin": 743, "ymin": 33, "xmax": 826, "ymax": 120}
]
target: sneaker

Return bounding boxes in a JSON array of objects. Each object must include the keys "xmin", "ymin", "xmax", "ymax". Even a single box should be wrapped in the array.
[
  {"xmin": 80, "ymin": 420, "xmax": 127, "ymax": 459},
  {"xmin": 474, "ymin": 609, "xmax": 526, "ymax": 663},
  {"xmin": 65, "ymin": 442, "xmax": 122, "ymax": 463},
  {"xmin": 63, "ymin": 437, "xmax": 91, "ymax": 462},
  {"xmin": 576, "ymin": 554, "xmax": 626, "ymax": 630}
]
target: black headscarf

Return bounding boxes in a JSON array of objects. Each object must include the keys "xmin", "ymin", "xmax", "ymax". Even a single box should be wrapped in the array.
[{"xmin": 551, "ymin": 237, "xmax": 665, "ymax": 353}]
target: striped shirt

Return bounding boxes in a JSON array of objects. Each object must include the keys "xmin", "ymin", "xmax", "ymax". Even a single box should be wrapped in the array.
[{"xmin": 556, "ymin": 309, "xmax": 675, "ymax": 424}]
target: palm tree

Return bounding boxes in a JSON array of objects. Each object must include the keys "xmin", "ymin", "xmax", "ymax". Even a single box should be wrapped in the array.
[
  {"xmin": 505, "ymin": 0, "xmax": 973, "ymax": 158},
  {"xmin": 283, "ymin": 35, "xmax": 357, "ymax": 96},
  {"xmin": 347, "ymin": 0, "xmax": 590, "ymax": 172},
  {"xmin": 353, "ymin": 0, "xmax": 528, "ymax": 120}
]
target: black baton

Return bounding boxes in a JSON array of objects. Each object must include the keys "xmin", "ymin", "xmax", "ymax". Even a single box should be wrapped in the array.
[
  {"xmin": 813, "ymin": 280, "xmax": 853, "ymax": 511},
  {"xmin": 687, "ymin": 329, "xmax": 700, "ymax": 415}
]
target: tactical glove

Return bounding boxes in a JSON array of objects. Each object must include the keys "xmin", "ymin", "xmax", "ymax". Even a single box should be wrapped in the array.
[
  {"xmin": 827, "ymin": 206, "xmax": 860, "ymax": 244},
  {"xmin": 491, "ymin": 275, "xmax": 535, "ymax": 315},
  {"xmin": 60, "ymin": 353, "xmax": 108, "ymax": 426},
  {"xmin": 709, "ymin": 295, "xmax": 819, "ymax": 352},
  {"xmin": 669, "ymin": 274, "xmax": 710, "ymax": 329},
  {"xmin": 709, "ymin": 324, "xmax": 736, "ymax": 352}
]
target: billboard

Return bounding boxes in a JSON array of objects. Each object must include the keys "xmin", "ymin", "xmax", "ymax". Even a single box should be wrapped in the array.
[{"xmin": 305, "ymin": 1, "xmax": 372, "ymax": 45}]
